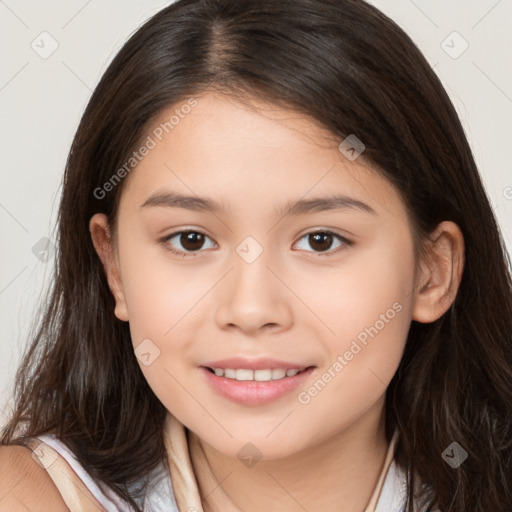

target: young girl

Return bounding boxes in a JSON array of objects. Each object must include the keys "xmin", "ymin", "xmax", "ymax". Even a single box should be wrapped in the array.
[{"xmin": 1, "ymin": 0, "xmax": 511, "ymax": 511}]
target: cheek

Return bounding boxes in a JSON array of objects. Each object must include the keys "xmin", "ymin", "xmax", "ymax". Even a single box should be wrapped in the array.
[
  {"xmin": 329, "ymin": 249, "xmax": 413, "ymax": 343},
  {"xmin": 117, "ymin": 240, "xmax": 214, "ymax": 402},
  {"xmin": 307, "ymin": 234, "xmax": 415, "ymax": 405},
  {"xmin": 118, "ymin": 234, "xmax": 209, "ymax": 337}
]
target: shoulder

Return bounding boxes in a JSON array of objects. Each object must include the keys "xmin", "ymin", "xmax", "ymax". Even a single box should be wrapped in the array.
[{"xmin": 0, "ymin": 444, "xmax": 69, "ymax": 511}]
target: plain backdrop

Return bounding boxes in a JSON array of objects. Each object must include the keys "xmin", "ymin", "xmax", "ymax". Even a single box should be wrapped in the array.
[{"xmin": 1, "ymin": 0, "xmax": 511, "ymax": 427}]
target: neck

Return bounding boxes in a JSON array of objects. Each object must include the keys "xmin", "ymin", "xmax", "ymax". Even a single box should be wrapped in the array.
[{"xmin": 191, "ymin": 396, "xmax": 389, "ymax": 512}]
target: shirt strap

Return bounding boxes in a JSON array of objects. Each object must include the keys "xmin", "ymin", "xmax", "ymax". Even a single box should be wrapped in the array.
[
  {"xmin": 24, "ymin": 437, "xmax": 105, "ymax": 511},
  {"xmin": 163, "ymin": 412, "xmax": 205, "ymax": 511},
  {"xmin": 364, "ymin": 429, "xmax": 400, "ymax": 511}
]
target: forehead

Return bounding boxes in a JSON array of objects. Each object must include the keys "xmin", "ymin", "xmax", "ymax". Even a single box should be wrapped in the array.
[{"xmin": 118, "ymin": 91, "xmax": 405, "ymax": 219}]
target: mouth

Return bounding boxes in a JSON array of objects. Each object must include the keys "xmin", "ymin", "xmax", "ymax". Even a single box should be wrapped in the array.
[
  {"xmin": 200, "ymin": 365, "xmax": 316, "ymax": 406},
  {"xmin": 202, "ymin": 366, "xmax": 314, "ymax": 381}
]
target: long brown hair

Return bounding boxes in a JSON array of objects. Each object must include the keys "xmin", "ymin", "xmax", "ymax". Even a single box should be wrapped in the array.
[{"xmin": 2, "ymin": 1, "xmax": 511, "ymax": 510}]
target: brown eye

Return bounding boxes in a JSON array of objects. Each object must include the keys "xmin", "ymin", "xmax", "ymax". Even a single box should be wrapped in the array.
[
  {"xmin": 294, "ymin": 230, "xmax": 352, "ymax": 256},
  {"xmin": 308, "ymin": 232, "xmax": 335, "ymax": 252},
  {"xmin": 179, "ymin": 231, "xmax": 206, "ymax": 251},
  {"xmin": 162, "ymin": 230, "xmax": 216, "ymax": 256}
]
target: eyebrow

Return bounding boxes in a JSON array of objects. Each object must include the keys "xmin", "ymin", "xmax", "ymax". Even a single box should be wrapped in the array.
[{"xmin": 140, "ymin": 191, "xmax": 376, "ymax": 217}]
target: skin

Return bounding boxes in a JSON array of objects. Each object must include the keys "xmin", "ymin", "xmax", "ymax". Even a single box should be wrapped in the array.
[{"xmin": 90, "ymin": 91, "xmax": 464, "ymax": 512}]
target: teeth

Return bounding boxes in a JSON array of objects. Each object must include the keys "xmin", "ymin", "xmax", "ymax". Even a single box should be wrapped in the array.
[{"xmin": 210, "ymin": 367, "xmax": 304, "ymax": 381}]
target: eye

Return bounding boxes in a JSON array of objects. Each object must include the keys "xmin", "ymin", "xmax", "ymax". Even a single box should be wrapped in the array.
[
  {"xmin": 161, "ymin": 230, "xmax": 216, "ymax": 257},
  {"xmin": 293, "ymin": 230, "xmax": 353, "ymax": 257},
  {"xmin": 160, "ymin": 228, "xmax": 353, "ymax": 258}
]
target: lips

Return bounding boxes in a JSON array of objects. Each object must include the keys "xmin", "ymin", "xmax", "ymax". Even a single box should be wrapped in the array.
[
  {"xmin": 201, "ymin": 356, "xmax": 310, "ymax": 371},
  {"xmin": 200, "ymin": 365, "xmax": 316, "ymax": 406}
]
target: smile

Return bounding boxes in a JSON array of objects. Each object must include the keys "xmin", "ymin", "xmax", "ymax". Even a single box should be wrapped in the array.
[
  {"xmin": 205, "ymin": 367, "xmax": 307, "ymax": 381},
  {"xmin": 200, "ymin": 366, "xmax": 316, "ymax": 406}
]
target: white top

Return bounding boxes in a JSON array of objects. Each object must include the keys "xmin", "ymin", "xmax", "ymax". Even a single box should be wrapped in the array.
[
  {"xmin": 34, "ymin": 432, "xmax": 410, "ymax": 511},
  {"xmin": 36, "ymin": 433, "xmax": 178, "ymax": 511}
]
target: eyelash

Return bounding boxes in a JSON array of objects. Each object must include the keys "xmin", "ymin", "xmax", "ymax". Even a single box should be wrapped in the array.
[{"xmin": 159, "ymin": 229, "xmax": 353, "ymax": 258}]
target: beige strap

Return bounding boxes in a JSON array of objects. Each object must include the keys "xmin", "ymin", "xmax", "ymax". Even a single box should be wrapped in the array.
[
  {"xmin": 364, "ymin": 429, "xmax": 400, "ymax": 511},
  {"xmin": 163, "ymin": 413, "xmax": 205, "ymax": 511},
  {"xmin": 25, "ymin": 438, "xmax": 105, "ymax": 512}
]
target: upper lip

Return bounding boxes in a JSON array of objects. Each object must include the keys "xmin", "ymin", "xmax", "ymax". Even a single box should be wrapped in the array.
[{"xmin": 201, "ymin": 357, "xmax": 313, "ymax": 371}]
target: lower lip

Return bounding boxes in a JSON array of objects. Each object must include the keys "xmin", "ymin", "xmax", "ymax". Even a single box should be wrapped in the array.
[{"xmin": 200, "ymin": 366, "xmax": 315, "ymax": 406}]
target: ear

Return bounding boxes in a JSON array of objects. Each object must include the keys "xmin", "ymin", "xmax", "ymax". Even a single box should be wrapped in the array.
[
  {"xmin": 89, "ymin": 213, "xmax": 129, "ymax": 321},
  {"xmin": 412, "ymin": 221, "xmax": 465, "ymax": 323}
]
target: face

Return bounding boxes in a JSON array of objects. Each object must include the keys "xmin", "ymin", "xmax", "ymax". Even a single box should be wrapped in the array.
[{"xmin": 92, "ymin": 91, "xmax": 420, "ymax": 460}]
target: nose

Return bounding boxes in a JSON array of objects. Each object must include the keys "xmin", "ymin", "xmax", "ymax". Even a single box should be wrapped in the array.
[{"xmin": 214, "ymin": 248, "xmax": 293, "ymax": 335}]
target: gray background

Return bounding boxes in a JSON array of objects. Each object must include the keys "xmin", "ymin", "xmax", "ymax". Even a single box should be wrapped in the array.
[{"xmin": 1, "ymin": 0, "xmax": 511, "ymax": 427}]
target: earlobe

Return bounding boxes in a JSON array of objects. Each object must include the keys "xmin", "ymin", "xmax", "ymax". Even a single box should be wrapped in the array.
[
  {"xmin": 89, "ymin": 213, "xmax": 129, "ymax": 322},
  {"xmin": 412, "ymin": 221, "xmax": 465, "ymax": 324}
]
